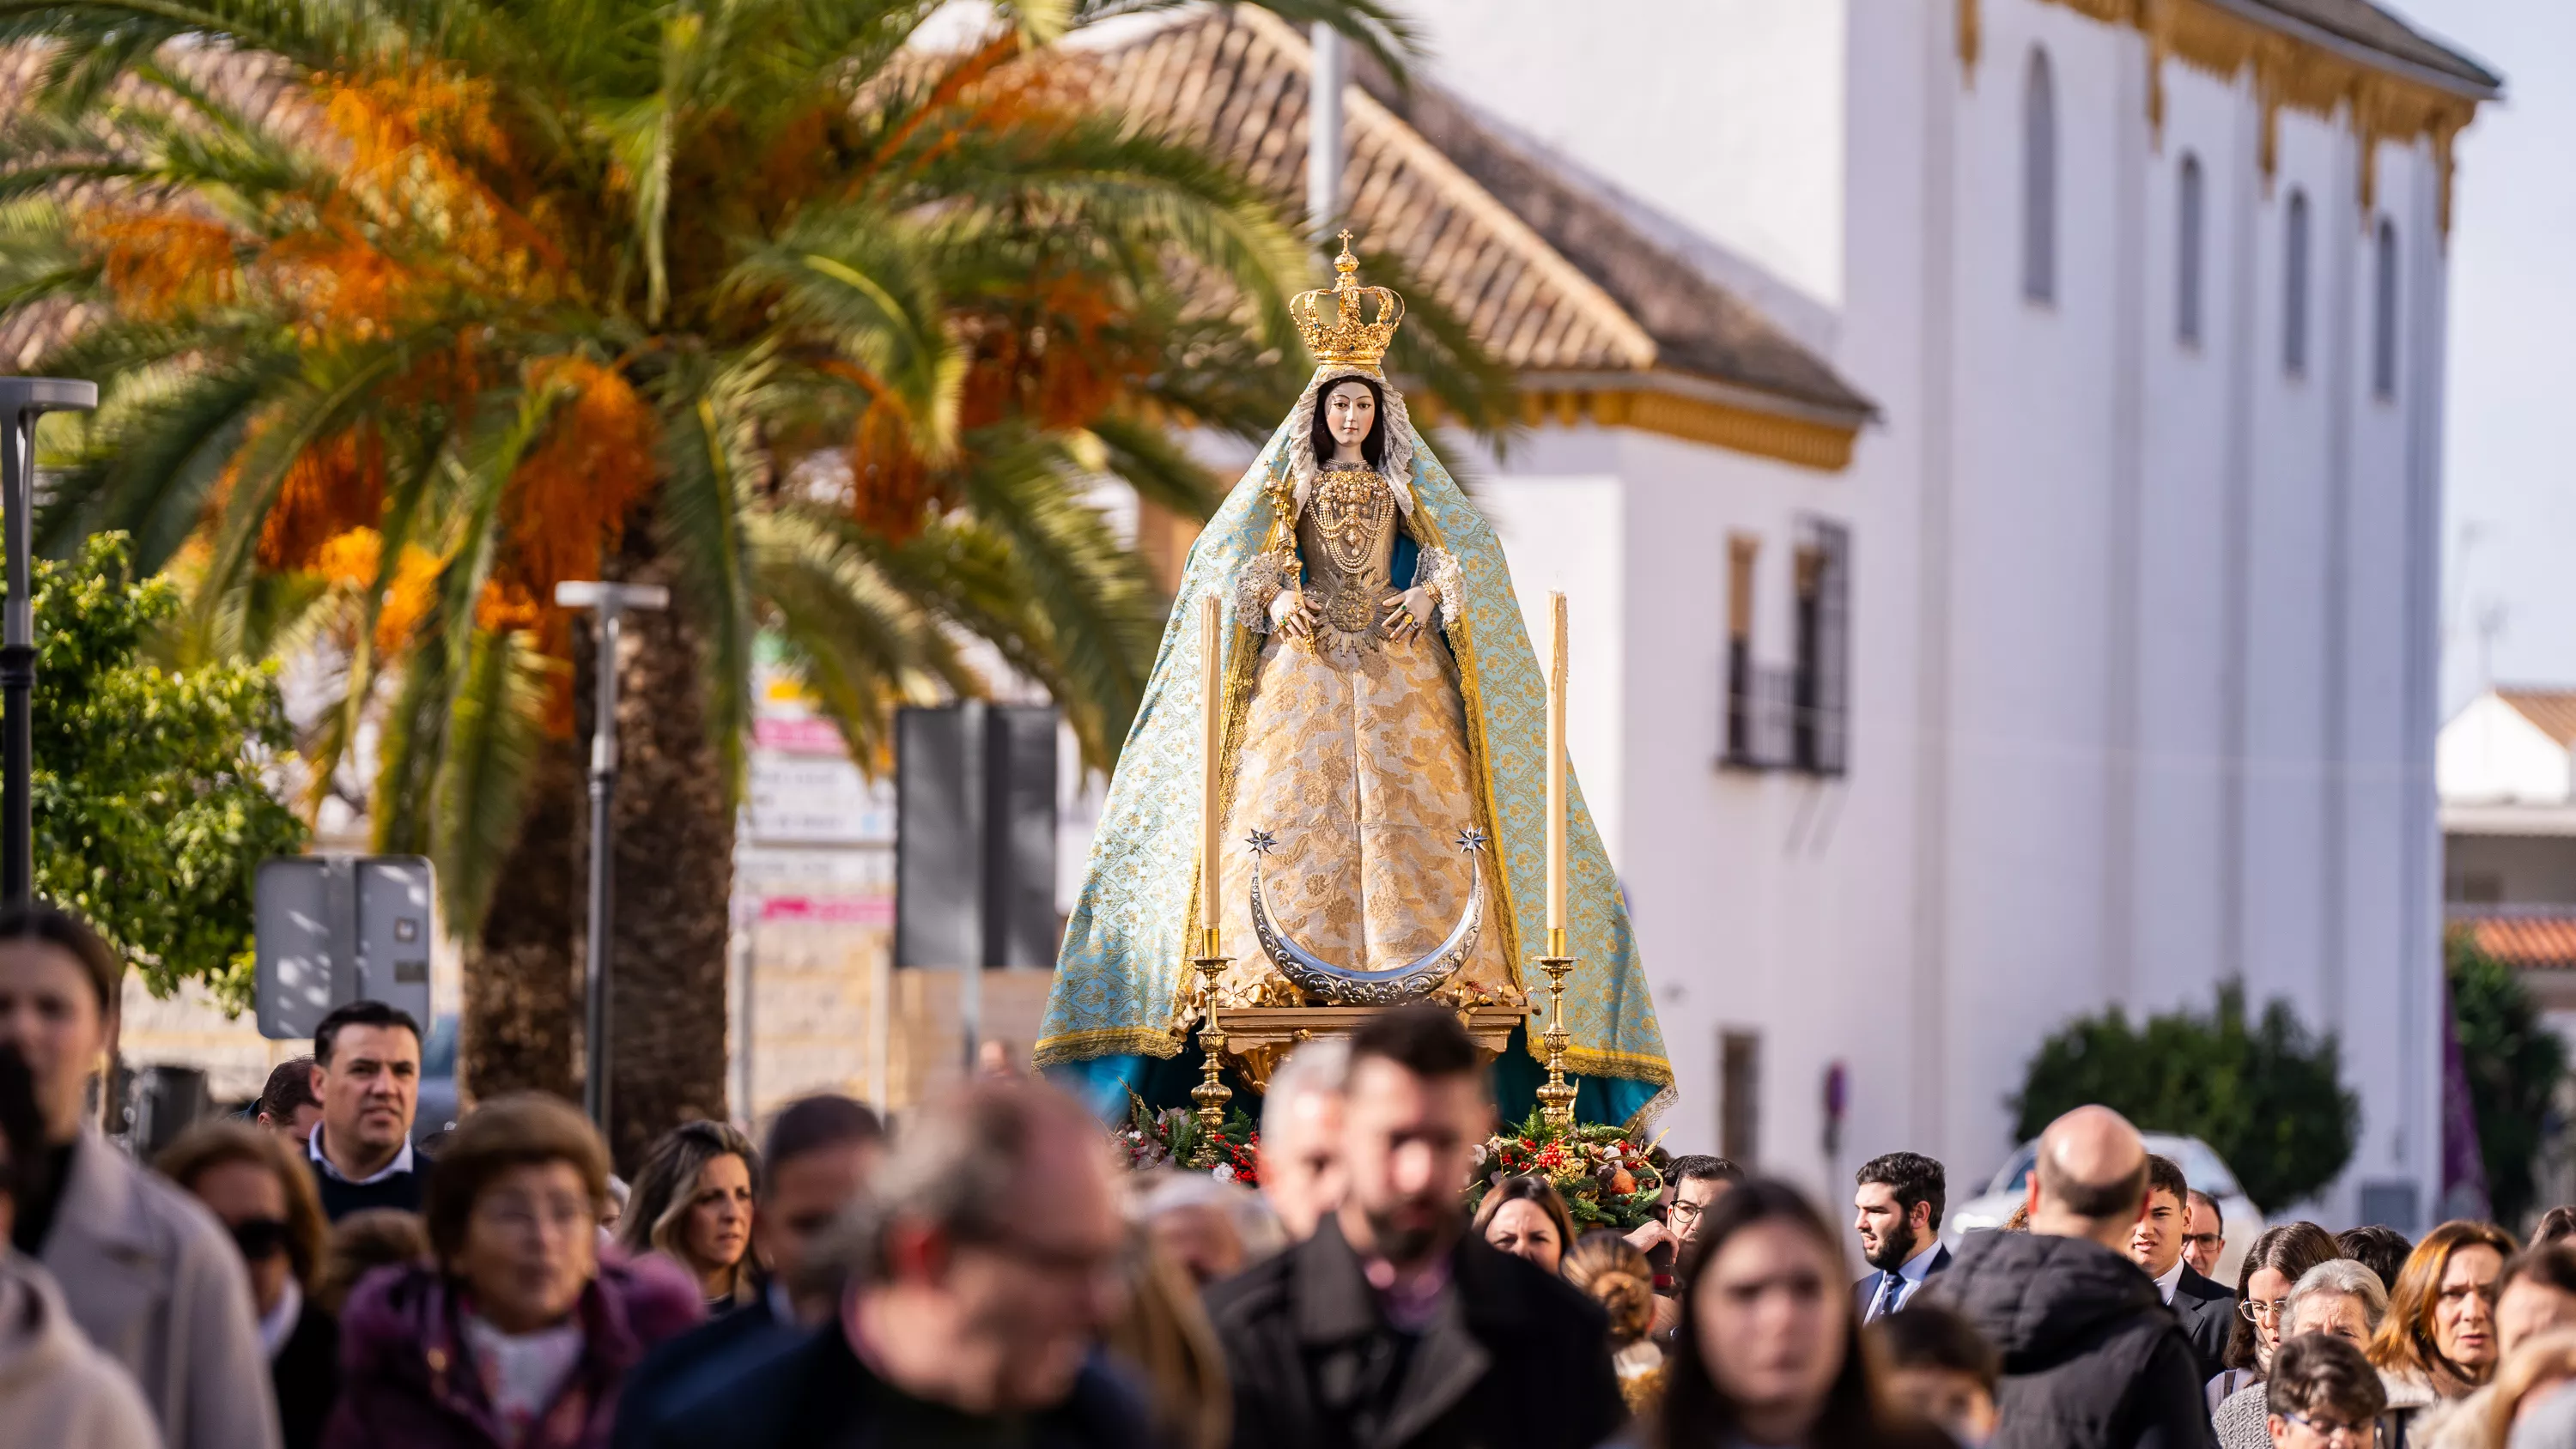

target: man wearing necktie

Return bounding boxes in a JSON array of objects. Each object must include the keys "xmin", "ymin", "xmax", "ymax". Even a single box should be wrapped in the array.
[{"xmin": 1853, "ymin": 1151, "xmax": 1953, "ymax": 1321}]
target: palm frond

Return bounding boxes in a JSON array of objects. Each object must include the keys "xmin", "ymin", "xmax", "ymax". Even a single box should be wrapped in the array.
[
  {"xmin": 745, "ymin": 506, "xmax": 969, "ymax": 767},
  {"xmin": 39, "ymin": 349, "xmax": 298, "ymax": 569},
  {"xmin": 655, "ymin": 357, "xmax": 764, "ymax": 798},
  {"xmin": 947, "ymin": 425, "xmax": 1163, "ymax": 767},
  {"xmin": 1084, "ymin": 411, "xmax": 1226, "ymax": 522},
  {"xmin": 434, "ymin": 626, "xmax": 557, "ymax": 931},
  {"xmin": 733, "ymin": 210, "xmax": 966, "ymax": 460},
  {"xmin": 371, "ymin": 384, "xmax": 558, "ymax": 853}
]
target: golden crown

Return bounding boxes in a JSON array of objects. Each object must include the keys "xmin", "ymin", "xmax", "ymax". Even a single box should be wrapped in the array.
[{"xmin": 1291, "ymin": 231, "xmax": 1406, "ymax": 368}]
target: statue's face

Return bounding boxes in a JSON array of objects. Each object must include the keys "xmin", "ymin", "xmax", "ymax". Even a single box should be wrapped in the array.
[{"xmin": 1324, "ymin": 380, "xmax": 1376, "ymax": 453}]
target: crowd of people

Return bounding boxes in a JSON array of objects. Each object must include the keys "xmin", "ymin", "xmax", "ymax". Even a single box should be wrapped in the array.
[{"xmin": 12, "ymin": 898, "xmax": 2576, "ymax": 1447}]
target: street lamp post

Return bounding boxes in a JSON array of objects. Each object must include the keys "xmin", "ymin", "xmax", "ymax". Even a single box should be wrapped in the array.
[
  {"xmin": 0, "ymin": 379, "xmax": 97, "ymax": 908},
  {"xmin": 553, "ymin": 580, "xmax": 669, "ymax": 1134}
]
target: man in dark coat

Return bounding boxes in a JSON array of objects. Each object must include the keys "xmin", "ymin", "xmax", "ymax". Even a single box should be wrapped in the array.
[
  {"xmin": 2128, "ymin": 1155, "xmax": 2234, "ymax": 1380},
  {"xmin": 619, "ymin": 1078, "xmax": 1145, "ymax": 1449},
  {"xmin": 1923, "ymin": 1106, "xmax": 2215, "ymax": 1449},
  {"xmin": 1203, "ymin": 1005, "xmax": 1625, "ymax": 1449}
]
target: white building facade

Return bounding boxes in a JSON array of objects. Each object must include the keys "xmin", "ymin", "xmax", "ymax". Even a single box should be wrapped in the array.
[{"xmin": 1392, "ymin": 0, "xmax": 2494, "ymax": 1224}]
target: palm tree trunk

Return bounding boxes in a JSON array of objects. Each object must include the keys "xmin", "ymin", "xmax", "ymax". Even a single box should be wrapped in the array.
[
  {"xmin": 460, "ymin": 728, "xmax": 582, "ymax": 1104},
  {"xmin": 590, "ymin": 541, "xmax": 737, "ymax": 1173}
]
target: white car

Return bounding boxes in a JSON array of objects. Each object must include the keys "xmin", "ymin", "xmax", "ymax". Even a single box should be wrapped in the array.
[{"xmin": 1943, "ymin": 1132, "xmax": 2268, "ymax": 1284}]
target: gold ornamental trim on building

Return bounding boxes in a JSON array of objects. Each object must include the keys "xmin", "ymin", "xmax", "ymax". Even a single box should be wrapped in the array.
[
  {"xmin": 1958, "ymin": 0, "xmax": 2488, "ymax": 233},
  {"xmin": 1417, "ymin": 380, "xmax": 1861, "ymax": 474}
]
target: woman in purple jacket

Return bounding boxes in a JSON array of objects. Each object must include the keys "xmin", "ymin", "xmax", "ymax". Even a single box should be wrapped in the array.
[{"xmin": 325, "ymin": 1094, "xmax": 702, "ymax": 1449}]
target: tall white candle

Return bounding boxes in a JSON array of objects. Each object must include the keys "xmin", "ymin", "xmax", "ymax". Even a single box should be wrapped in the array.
[
  {"xmin": 1200, "ymin": 594, "xmax": 1223, "ymax": 939},
  {"xmin": 1546, "ymin": 591, "xmax": 1567, "ymax": 938}
]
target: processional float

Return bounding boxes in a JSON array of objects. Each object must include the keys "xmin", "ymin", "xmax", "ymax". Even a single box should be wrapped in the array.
[{"xmin": 1036, "ymin": 232, "xmax": 1673, "ymax": 1142}]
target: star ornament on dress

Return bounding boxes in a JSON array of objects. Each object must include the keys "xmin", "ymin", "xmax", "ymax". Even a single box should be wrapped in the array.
[
  {"xmin": 1290, "ymin": 230, "xmax": 1406, "ymax": 369},
  {"xmin": 1455, "ymin": 828, "xmax": 1487, "ymax": 853},
  {"xmin": 1244, "ymin": 829, "xmax": 1279, "ymax": 857}
]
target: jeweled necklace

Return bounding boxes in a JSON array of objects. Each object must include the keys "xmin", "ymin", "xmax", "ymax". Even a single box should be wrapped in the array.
[{"xmin": 1311, "ymin": 464, "xmax": 1392, "ymax": 575}]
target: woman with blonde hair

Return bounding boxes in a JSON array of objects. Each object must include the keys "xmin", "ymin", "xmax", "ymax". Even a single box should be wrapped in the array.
[
  {"xmin": 1563, "ymin": 1229, "xmax": 1665, "ymax": 1415},
  {"xmin": 158, "ymin": 1120, "xmax": 337, "ymax": 1449},
  {"xmin": 617, "ymin": 1120, "xmax": 758, "ymax": 1312},
  {"xmin": 2372, "ymin": 1220, "xmax": 2519, "ymax": 1440}
]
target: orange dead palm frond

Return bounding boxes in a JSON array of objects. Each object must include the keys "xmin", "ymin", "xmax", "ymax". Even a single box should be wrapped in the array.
[
  {"xmin": 257, "ymin": 422, "xmax": 386, "ymax": 570},
  {"xmin": 501, "ymin": 355, "xmax": 658, "ymax": 602}
]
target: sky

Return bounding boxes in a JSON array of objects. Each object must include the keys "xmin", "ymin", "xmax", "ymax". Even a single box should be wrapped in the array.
[{"xmin": 2412, "ymin": 0, "xmax": 2576, "ymax": 712}]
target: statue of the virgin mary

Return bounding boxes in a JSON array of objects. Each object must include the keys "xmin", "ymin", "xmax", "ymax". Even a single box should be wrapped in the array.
[{"xmin": 1038, "ymin": 236, "xmax": 1673, "ymax": 1128}]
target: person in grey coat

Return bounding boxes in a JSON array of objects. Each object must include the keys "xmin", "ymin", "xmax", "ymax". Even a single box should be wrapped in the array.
[
  {"xmin": 0, "ymin": 1040, "xmax": 159, "ymax": 1449},
  {"xmin": 0, "ymin": 904, "xmax": 278, "ymax": 1449}
]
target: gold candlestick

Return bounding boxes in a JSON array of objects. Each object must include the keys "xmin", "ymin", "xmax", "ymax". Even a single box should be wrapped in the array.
[
  {"xmin": 1535, "ymin": 927, "xmax": 1577, "ymax": 1131},
  {"xmin": 1189, "ymin": 926, "xmax": 1234, "ymax": 1168}
]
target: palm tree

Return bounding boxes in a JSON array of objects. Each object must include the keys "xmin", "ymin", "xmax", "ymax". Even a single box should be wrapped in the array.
[{"xmin": 0, "ymin": 0, "xmax": 1498, "ymax": 1162}]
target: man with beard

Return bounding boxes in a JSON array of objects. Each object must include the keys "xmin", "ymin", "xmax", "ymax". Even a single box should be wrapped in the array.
[
  {"xmin": 1854, "ymin": 1151, "xmax": 1953, "ymax": 1321},
  {"xmin": 1204, "ymin": 1005, "xmax": 1624, "ymax": 1449}
]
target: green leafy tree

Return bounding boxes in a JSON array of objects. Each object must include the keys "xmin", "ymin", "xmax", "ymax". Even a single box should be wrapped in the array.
[
  {"xmin": 2013, "ymin": 981, "xmax": 2359, "ymax": 1212},
  {"xmin": 2449, "ymin": 931, "xmax": 2569, "ymax": 1228},
  {"xmin": 26, "ymin": 533, "xmax": 307, "ymax": 1009}
]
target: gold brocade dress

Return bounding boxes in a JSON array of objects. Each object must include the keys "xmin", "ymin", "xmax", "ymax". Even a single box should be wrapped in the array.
[{"xmin": 1215, "ymin": 464, "xmax": 1518, "ymax": 1009}]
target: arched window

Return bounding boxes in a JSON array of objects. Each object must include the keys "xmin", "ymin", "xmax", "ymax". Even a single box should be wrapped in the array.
[
  {"xmin": 2177, "ymin": 152, "xmax": 2204, "ymax": 345},
  {"xmin": 2283, "ymin": 188, "xmax": 2310, "ymax": 376},
  {"xmin": 2022, "ymin": 47, "xmax": 2057, "ymax": 304},
  {"xmin": 2372, "ymin": 218, "xmax": 2399, "ymax": 399}
]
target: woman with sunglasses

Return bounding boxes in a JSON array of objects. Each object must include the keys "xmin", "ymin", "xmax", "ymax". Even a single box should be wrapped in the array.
[{"xmin": 159, "ymin": 1119, "xmax": 337, "ymax": 1449}]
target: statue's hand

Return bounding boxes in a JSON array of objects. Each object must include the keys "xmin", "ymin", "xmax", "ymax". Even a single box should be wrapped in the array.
[
  {"xmin": 1381, "ymin": 587, "xmax": 1435, "ymax": 642},
  {"xmin": 1270, "ymin": 587, "xmax": 1315, "ymax": 640}
]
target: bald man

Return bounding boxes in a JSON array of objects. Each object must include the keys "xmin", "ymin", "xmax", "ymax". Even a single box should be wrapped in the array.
[{"xmin": 1922, "ymin": 1106, "xmax": 2215, "ymax": 1449}]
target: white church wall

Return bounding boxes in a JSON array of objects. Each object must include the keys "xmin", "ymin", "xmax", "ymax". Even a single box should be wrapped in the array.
[
  {"xmin": 2130, "ymin": 58, "xmax": 2249, "ymax": 1022},
  {"xmin": 1934, "ymin": 0, "xmax": 2131, "ymax": 1179}
]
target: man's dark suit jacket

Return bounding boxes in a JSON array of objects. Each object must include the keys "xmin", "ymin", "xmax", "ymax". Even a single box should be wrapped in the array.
[
  {"xmin": 2169, "ymin": 1263, "xmax": 2239, "ymax": 1381},
  {"xmin": 616, "ymin": 1317, "xmax": 1151, "ymax": 1449},
  {"xmin": 1852, "ymin": 1242, "xmax": 1955, "ymax": 1319},
  {"xmin": 1203, "ymin": 1217, "xmax": 1626, "ymax": 1449},
  {"xmin": 610, "ymin": 1291, "xmax": 799, "ymax": 1449}
]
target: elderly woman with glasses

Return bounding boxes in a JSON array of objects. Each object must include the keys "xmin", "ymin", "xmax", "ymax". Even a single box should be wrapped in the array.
[
  {"xmin": 2214, "ymin": 1258, "xmax": 2391, "ymax": 1449},
  {"xmin": 322, "ymin": 1094, "xmax": 702, "ymax": 1449}
]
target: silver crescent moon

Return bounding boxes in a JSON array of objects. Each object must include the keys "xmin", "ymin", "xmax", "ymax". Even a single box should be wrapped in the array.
[{"xmin": 1247, "ymin": 831, "xmax": 1483, "ymax": 1007}]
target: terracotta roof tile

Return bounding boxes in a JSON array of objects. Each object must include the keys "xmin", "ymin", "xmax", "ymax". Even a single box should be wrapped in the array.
[
  {"xmin": 1083, "ymin": 9, "xmax": 1873, "ymax": 422},
  {"xmin": 2499, "ymin": 689, "xmax": 2576, "ymax": 749},
  {"xmin": 2450, "ymin": 909, "xmax": 2576, "ymax": 971}
]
